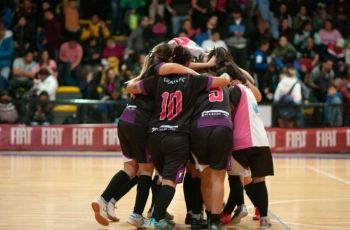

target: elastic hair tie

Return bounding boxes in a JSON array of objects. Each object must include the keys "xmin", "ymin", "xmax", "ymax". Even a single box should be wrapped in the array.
[{"xmin": 149, "ymin": 51, "xmax": 153, "ymax": 57}]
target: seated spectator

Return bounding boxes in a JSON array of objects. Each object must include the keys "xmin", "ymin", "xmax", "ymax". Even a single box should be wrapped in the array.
[
  {"xmin": 298, "ymin": 37, "xmax": 320, "ymax": 81},
  {"xmin": 0, "ymin": 2, "xmax": 12, "ymax": 29},
  {"xmin": 79, "ymin": 70, "xmax": 100, "ymax": 100},
  {"xmin": 313, "ymin": 3, "xmax": 332, "ymax": 32},
  {"xmin": 81, "ymin": 14, "xmax": 110, "ymax": 43},
  {"xmin": 272, "ymin": 35, "xmax": 297, "ymax": 64},
  {"xmin": 11, "ymin": 51, "xmax": 36, "ymax": 92},
  {"xmin": 143, "ymin": 17, "xmax": 168, "ymax": 52},
  {"xmin": 330, "ymin": 0, "xmax": 350, "ymax": 37},
  {"xmin": 181, "ymin": 19, "xmax": 200, "ymax": 41},
  {"xmin": 0, "ymin": 89, "xmax": 19, "ymax": 124},
  {"xmin": 333, "ymin": 77, "xmax": 350, "ymax": 126},
  {"xmin": 292, "ymin": 5, "xmax": 311, "ymax": 31},
  {"xmin": 294, "ymin": 20, "xmax": 321, "ymax": 51},
  {"xmin": 326, "ymin": 38, "xmax": 347, "ymax": 74},
  {"xmin": 0, "ymin": 23, "xmax": 14, "ymax": 80},
  {"xmin": 14, "ymin": 0, "xmax": 37, "ymax": 32},
  {"xmin": 195, "ymin": 15, "xmax": 218, "ymax": 46},
  {"xmin": 83, "ymin": 37, "xmax": 102, "ymax": 80},
  {"xmin": 201, "ymin": 28, "xmax": 228, "ymax": 52},
  {"xmin": 0, "ymin": 74, "xmax": 10, "ymax": 91},
  {"xmin": 103, "ymin": 68, "xmax": 122, "ymax": 96},
  {"xmin": 58, "ymin": 39, "xmax": 83, "ymax": 86},
  {"xmin": 63, "ymin": 0, "xmax": 80, "ymax": 40},
  {"xmin": 262, "ymin": 62, "xmax": 280, "ymax": 102},
  {"xmin": 318, "ymin": 19, "xmax": 342, "ymax": 46},
  {"xmin": 99, "ymin": 88, "xmax": 126, "ymax": 123},
  {"xmin": 37, "ymin": 50, "xmax": 58, "ymax": 77},
  {"xmin": 324, "ymin": 84, "xmax": 343, "ymax": 127},
  {"xmin": 275, "ymin": 3, "xmax": 292, "ymax": 28},
  {"xmin": 279, "ymin": 18, "xmax": 294, "ymax": 43},
  {"xmin": 34, "ymin": 68, "xmax": 58, "ymax": 100},
  {"xmin": 309, "ymin": 59, "xmax": 334, "ymax": 102},
  {"xmin": 130, "ymin": 54, "xmax": 147, "ymax": 77},
  {"xmin": 28, "ymin": 91, "xmax": 53, "ymax": 126},
  {"xmin": 12, "ymin": 16, "xmax": 32, "ymax": 58},
  {"xmin": 43, "ymin": 9, "xmax": 61, "ymax": 60},
  {"xmin": 102, "ymin": 37, "xmax": 125, "ymax": 67},
  {"xmin": 168, "ymin": 0, "xmax": 191, "ymax": 36}
]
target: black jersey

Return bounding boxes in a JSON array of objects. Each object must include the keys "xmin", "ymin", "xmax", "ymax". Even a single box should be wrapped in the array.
[
  {"xmin": 191, "ymin": 86, "xmax": 232, "ymax": 129},
  {"xmin": 140, "ymin": 74, "xmax": 213, "ymax": 133},
  {"xmin": 120, "ymin": 63, "xmax": 164, "ymax": 126}
]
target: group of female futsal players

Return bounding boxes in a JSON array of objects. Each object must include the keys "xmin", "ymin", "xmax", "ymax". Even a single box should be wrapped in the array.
[{"xmin": 91, "ymin": 37, "xmax": 274, "ymax": 230}]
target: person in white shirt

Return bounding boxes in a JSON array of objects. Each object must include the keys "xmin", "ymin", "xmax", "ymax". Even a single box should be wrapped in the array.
[
  {"xmin": 35, "ymin": 68, "xmax": 58, "ymax": 100},
  {"xmin": 201, "ymin": 28, "xmax": 228, "ymax": 52}
]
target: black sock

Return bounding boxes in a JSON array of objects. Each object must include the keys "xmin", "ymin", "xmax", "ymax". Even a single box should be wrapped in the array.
[
  {"xmin": 150, "ymin": 175, "xmax": 161, "ymax": 209},
  {"xmin": 254, "ymin": 181, "xmax": 268, "ymax": 217},
  {"xmin": 223, "ymin": 176, "xmax": 243, "ymax": 214},
  {"xmin": 205, "ymin": 210, "xmax": 211, "ymax": 220},
  {"xmin": 133, "ymin": 175, "xmax": 152, "ymax": 215},
  {"xmin": 210, "ymin": 214, "xmax": 220, "ymax": 224},
  {"xmin": 112, "ymin": 176, "xmax": 139, "ymax": 203},
  {"xmin": 244, "ymin": 181, "xmax": 258, "ymax": 207},
  {"xmin": 101, "ymin": 170, "xmax": 130, "ymax": 202},
  {"xmin": 192, "ymin": 177, "xmax": 203, "ymax": 215},
  {"xmin": 183, "ymin": 173, "xmax": 194, "ymax": 212},
  {"xmin": 152, "ymin": 185, "xmax": 176, "ymax": 221}
]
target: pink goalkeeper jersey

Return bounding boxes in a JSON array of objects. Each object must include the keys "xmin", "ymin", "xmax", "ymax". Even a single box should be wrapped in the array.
[{"xmin": 230, "ymin": 84, "xmax": 269, "ymax": 150}]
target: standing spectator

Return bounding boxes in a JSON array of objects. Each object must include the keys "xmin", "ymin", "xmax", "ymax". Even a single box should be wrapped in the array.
[
  {"xmin": 28, "ymin": 91, "xmax": 53, "ymax": 126},
  {"xmin": 292, "ymin": 5, "xmax": 311, "ymax": 31},
  {"xmin": 103, "ymin": 68, "xmax": 122, "ymax": 96},
  {"xmin": 34, "ymin": 68, "xmax": 58, "ymax": 100},
  {"xmin": 58, "ymin": 39, "xmax": 83, "ymax": 86},
  {"xmin": 279, "ymin": 18, "xmax": 294, "ymax": 43},
  {"xmin": 333, "ymin": 77, "xmax": 350, "ymax": 126},
  {"xmin": 122, "ymin": 8, "xmax": 140, "ymax": 36},
  {"xmin": 263, "ymin": 62, "xmax": 280, "ymax": 102},
  {"xmin": 224, "ymin": 7, "xmax": 248, "ymax": 69},
  {"xmin": 181, "ymin": 19, "xmax": 200, "ymax": 41},
  {"xmin": 318, "ymin": 19, "xmax": 342, "ymax": 46},
  {"xmin": 83, "ymin": 37, "xmax": 102, "ymax": 80},
  {"xmin": 309, "ymin": 59, "xmax": 334, "ymax": 102},
  {"xmin": 102, "ymin": 37, "xmax": 125, "ymax": 64},
  {"xmin": 201, "ymin": 28, "xmax": 228, "ymax": 52},
  {"xmin": 36, "ymin": 50, "xmax": 58, "ymax": 77},
  {"xmin": 149, "ymin": 0, "xmax": 165, "ymax": 24},
  {"xmin": 0, "ymin": 90, "xmax": 19, "ymax": 124},
  {"xmin": 324, "ymin": 84, "xmax": 343, "ymax": 127},
  {"xmin": 126, "ymin": 16, "xmax": 149, "ymax": 56},
  {"xmin": 81, "ymin": 14, "xmax": 110, "ymax": 43},
  {"xmin": 253, "ymin": 39, "xmax": 270, "ymax": 91},
  {"xmin": 143, "ymin": 18, "xmax": 168, "ymax": 52},
  {"xmin": 79, "ymin": 70, "xmax": 100, "ymax": 100},
  {"xmin": 63, "ymin": 0, "xmax": 80, "ymax": 40},
  {"xmin": 272, "ymin": 35, "xmax": 297, "ymax": 65},
  {"xmin": 0, "ymin": 23, "xmax": 14, "ymax": 80},
  {"xmin": 191, "ymin": 0, "xmax": 214, "ymax": 29},
  {"xmin": 326, "ymin": 38, "xmax": 347, "ymax": 75},
  {"xmin": 195, "ymin": 15, "xmax": 218, "ymax": 46},
  {"xmin": 298, "ymin": 37, "xmax": 320, "ymax": 82},
  {"xmin": 275, "ymin": 3, "xmax": 292, "ymax": 28},
  {"xmin": 110, "ymin": 0, "xmax": 121, "ymax": 35},
  {"xmin": 12, "ymin": 16, "xmax": 32, "ymax": 58},
  {"xmin": 43, "ymin": 10, "xmax": 61, "ymax": 60},
  {"xmin": 312, "ymin": 3, "xmax": 332, "ymax": 32},
  {"xmin": 11, "ymin": 51, "xmax": 37, "ymax": 92},
  {"xmin": 330, "ymin": 0, "xmax": 350, "ymax": 37},
  {"xmin": 294, "ymin": 20, "xmax": 321, "ymax": 50},
  {"xmin": 14, "ymin": 0, "xmax": 37, "ymax": 31},
  {"xmin": 0, "ymin": 2, "xmax": 13, "ymax": 29},
  {"xmin": 167, "ymin": 0, "xmax": 191, "ymax": 36}
]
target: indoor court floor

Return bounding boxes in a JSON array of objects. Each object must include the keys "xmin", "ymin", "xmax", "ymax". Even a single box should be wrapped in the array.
[{"xmin": 0, "ymin": 151, "xmax": 349, "ymax": 230}]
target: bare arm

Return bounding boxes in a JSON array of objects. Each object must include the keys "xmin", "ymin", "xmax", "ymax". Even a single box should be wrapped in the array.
[
  {"xmin": 13, "ymin": 67, "xmax": 36, "ymax": 78},
  {"xmin": 239, "ymin": 67, "xmax": 255, "ymax": 84},
  {"xmin": 246, "ymin": 81, "xmax": 262, "ymax": 102},
  {"xmin": 210, "ymin": 73, "xmax": 230, "ymax": 88},
  {"xmin": 126, "ymin": 78, "xmax": 142, "ymax": 94},
  {"xmin": 189, "ymin": 56, "xmax": 216, "ymax": 70},
  {"xmin": 159, "ymin": 63, "xmax": 200, "ymax": 76}
]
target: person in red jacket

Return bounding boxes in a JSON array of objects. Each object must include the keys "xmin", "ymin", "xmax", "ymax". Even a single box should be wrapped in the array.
[
  {"xmin": 101, "ymin": 37, "xmax": 126, "ymax": 67},
  {"xmin": 43, "ymin": 10, "xmax": 61, "ymax": 60}
]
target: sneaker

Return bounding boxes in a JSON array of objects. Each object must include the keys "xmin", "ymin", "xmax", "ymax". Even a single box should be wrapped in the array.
[
  {"xmin": 230, "ymin": 205, "xmax": 248, "ymax": 224},
  {"xmin": 260, "ymin": 217, "xmax": 271, "ymax": 229},
  {"xmin": 190, "ymin": 218, "xmax": 207, "ymax": 229},
  {"xmin": 185, "ymin": 213, "xmax": 193, "ymax": 225},
  {"xmin": 164, "ymin": 211, "xmax": 174, "ymax": 220},
  {"xmin": 106, "ymin": 202, "xmax": 119, "ymax": 221},
  {"xmin": 157, "ymin": 219, "xmax": 174, "ymax": 230},
  {"xmin": 128, "ymin": 213, "xmax": 147, "ymax": 229},
  {"xmin": 219, "ymin": 212, "xmax": 231, "ymax": 224},
  {"xmin": 144, "ymin": 218, "xmax": 157, "ymax": 229},
  {"xmin": 91, "ymin": 198, "xmax": 109, "ymax": 226},
  {"xmin": 253, "ymin": 207, "xmax": 260, "ymax": 221},
  {"xmin": 208, "ymin": 222, "xmax": 226, "ymax": 230}
]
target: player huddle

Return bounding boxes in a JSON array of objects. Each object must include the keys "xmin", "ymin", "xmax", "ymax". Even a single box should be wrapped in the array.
[{"xmin": 91, "ymin": 38, "xmax": 274, "ymax": 230}]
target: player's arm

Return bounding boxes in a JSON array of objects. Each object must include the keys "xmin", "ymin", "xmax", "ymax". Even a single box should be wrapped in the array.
[
  {"xmin": 158, "ymin": 63, "xmax": 199, "ymax": 76},
  {"xmin": 246, "ymin": 81, "xmax": 262, "ymax": 102},
  {"xmin": 210, "ymin": 73, "xmax": 230, "ymax": 88},
  {"xmin": 126, "ymin": 76, "xmax": 155, "ymax": 95},
  {"xmin": 239, "ymin": 67, "xmax": 255, "ymax": 84},
  {"xmin": 126, "ymin": 78, "xmax": 143, "ymax": 94},
  {"xmin": 189, "ymin": 55, "xmax": 216, "ymax": 70}
]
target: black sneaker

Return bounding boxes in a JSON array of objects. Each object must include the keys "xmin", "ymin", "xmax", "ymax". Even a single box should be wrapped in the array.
[
  {"xmin": 185, "ymin": 213, "xmax": 192, "ymax": 225},
  {"xmin": 190, "ymin": 218, "xmax": 207, "ymax": 229},
  {"xmin": 208, "ymin": 222, "xmax": 226, "ymax": 230}
]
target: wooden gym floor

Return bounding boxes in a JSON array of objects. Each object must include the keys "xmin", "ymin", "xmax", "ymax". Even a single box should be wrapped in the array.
[{"xmin": 0, "ymin": 151, "xmax": 349, "ymax": 230}]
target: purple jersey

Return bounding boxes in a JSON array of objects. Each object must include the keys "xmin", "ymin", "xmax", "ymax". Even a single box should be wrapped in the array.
[
  {"xmin": 140, "ymin": 74, "xmax": 213, "ymax": 133},
  {"xmin": 191, "ymin": 86, "xmax": 232, "ymax": 129},
  {"xmin": 119, "ymin": 63, "xmax": 164, "ymax": 126}
]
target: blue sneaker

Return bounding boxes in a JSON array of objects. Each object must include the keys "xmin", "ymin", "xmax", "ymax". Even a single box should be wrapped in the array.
[
  {"xmin": 145, "ymin": 218, "xmax": 157, "ymax": 229},
  {"xmin": 157, "ymin": 219, "xmax": 174, "ymax": 230}
]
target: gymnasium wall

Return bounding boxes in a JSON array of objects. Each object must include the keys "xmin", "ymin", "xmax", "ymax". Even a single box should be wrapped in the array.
[{"xmin": 0, "ymin": 125, "xmax": 349, "ymax": 153}]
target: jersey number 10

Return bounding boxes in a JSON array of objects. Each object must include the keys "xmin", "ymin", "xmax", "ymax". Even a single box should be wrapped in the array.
[{"xmin": 160, "ymin": 91, "xmax": 183, "ymax": 120}]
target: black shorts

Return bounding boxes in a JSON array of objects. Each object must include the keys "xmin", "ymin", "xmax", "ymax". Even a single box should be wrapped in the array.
[
  {"xmin": 118, "ymin": 120, "xmax": 151, "ymax": 163},
  {"xmin": 190, "ymin": 126, "xmax": 233, "ymax": 171},
  {"xmin": 232, "ymin": 146, "xmax": 274, "ymax": 177},
  {"xmin": 147, "ymin": 132, "xmax": 190, "ymax": 183}
]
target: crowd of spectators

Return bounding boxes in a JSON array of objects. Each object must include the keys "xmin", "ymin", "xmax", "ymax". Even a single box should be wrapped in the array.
[{"xmin": 0, "ymin": 0, "xmax": 349, "ymax": 127}]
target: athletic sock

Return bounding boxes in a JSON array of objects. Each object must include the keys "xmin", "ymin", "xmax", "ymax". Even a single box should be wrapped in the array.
[
  {"xmin": 112, "ymin": 175, "xmax": 138, "ymax": 202},
  {"xmin": 223, "ymin": 176, "xmax": 243, "ymax": 214},
  {"xmin": 152, "ymin": 185, "xmax": 176, "ymax": 221},
  {"xmin": 205, "ymin": 210, "xmax": 211, "ymax": 219},
  {"xmin": 101, "ymin": 170, "xmax": 130, "ymax": 202},
  {"xmin": 210, "ymin": 214, "xmax": 220, "ymax": 224},
  {"xmin": 183, "ymin": 173, "xmax": 194, "ymax": 213},
  {"xmin": 133, "ymin": 175, "xmax": 152, "ymax": 215},
  {"xmin": 192, "ymin": 177, "xmax": 203, "ymax": 216},
  {"xmin": 254, "ymin": 181, "xmax": 268, "ymax": 217},
  {"xmin": 244, "ymin": 181, "xmax": 258, "ymax": 207},
  {"xmin": 150, "ymin": 175, "xmax": 161, "ymax": 210}
]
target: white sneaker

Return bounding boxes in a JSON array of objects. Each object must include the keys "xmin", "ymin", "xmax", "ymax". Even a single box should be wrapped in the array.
[
  {"xmin": 231, "ymin": 204, "xmax": 248, "ymax": 224},
  {"xmin": 91, "ymin": 197, "xmax": 109, "ymax": 226},
  {"xmin": 128, "ymin": 213, "xmax": 147, "ymax": 229},
  {"xmin": 107, "ymin": 202, "xmax": 119, "ymax": 221}
]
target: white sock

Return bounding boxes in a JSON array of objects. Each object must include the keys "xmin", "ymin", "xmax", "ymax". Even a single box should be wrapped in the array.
[{"xmin": 110, "ymin": 198, "xmax": 117, "ymax": 205}]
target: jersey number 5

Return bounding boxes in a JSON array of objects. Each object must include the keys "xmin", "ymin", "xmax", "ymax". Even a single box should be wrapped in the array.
[
  {"xmin": 160, "ymin": 91, "xmax": 183, "ymax": 120},
  {"xmin": 209, "ymin": 88, "xmax": 224, "ymax": 102}
]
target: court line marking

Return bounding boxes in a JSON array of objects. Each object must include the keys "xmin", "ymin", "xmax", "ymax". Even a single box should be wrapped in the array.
[
  {"xmin": 307, "ymin": 166, "xmax": 350, "ymax": 185},
  {"xmin": 267, "ymin": 210, "xmax": 291, "ymax": 230}
]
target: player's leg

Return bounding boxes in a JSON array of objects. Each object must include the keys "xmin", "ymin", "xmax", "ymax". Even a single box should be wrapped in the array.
[
  {"xmin": 191, "ymin": 166, "xmax": 206, "ymax": 229},
  {"xmin": 243, "ymin": 174, "xmax": 260, "ymax": 220},
  {"xmin": 183, "ymin": 161, "xmax": 195, "ymax": 224}
]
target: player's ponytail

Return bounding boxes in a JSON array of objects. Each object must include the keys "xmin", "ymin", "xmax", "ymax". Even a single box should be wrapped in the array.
[{"xmin": 216, "ymin": 62, "xmax": 247, "ymax": 84}]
